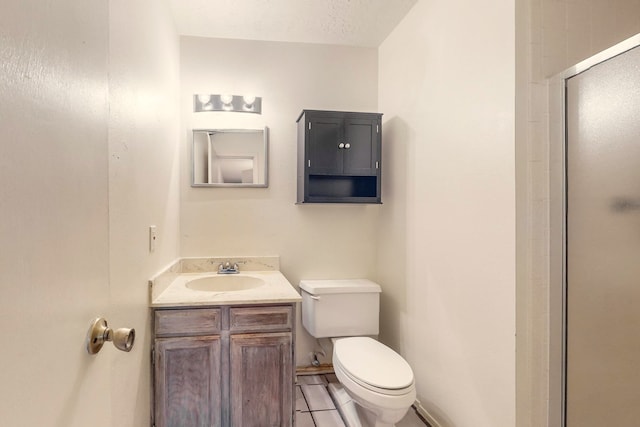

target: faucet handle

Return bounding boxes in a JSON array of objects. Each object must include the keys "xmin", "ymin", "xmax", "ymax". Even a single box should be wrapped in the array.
[{"xmin": 217, "ymin": 260, "xmax": 240, "ymax": 273}]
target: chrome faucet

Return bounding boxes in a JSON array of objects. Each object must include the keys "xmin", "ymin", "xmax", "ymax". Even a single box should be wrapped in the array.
[{"xmin": 218, "ymin": 261, "xmax": 239, "ymax": 274}]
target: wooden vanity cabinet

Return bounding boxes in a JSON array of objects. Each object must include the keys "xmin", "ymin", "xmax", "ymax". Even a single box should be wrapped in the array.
[
  {"xmin": 297, "ymin": 110, "xmax": 383, "ymax": 204},
  {"xmin": 152, "ymin": 304, "xmax": 295, "ymax": 427}
]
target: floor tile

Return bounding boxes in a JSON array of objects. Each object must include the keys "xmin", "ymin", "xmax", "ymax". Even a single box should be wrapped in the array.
[
  {"xmin": 296, "ymin": 410, "xmax": 316, "ymax": 427},
  {"xmin": 296, "ymin": 385, "xmax": 310, "ymax": 412},
  {"xmin": 397, "ymin": 408, "xmax": 430, "ymax": 427},
  {"xmin": 297, "ymin": 374, "xmax": 328, "ymax": 385},
  {"xmin": 312, "ymin": 409, "xmax": 346, "ymax": 427},
  {"xmin": 301, "ymin": 384, "xmax": 335, "ymax": 411},
  {"xmin": 324, "ymin": 373, "xmax": 339, "ymax": 384}
]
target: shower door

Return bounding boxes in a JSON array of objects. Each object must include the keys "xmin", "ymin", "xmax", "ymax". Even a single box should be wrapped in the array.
[{"xmin": 565, "ymin": 43, "xmax": 640, "ymax": 426}]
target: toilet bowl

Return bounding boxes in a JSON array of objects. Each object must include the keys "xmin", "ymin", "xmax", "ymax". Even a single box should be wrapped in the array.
[
  {"xmin": 332, "ymin": 337, "xmax": 416, "ymax": 427},
  {"xmin": 299, "ymin": 279, "xmax": 416, "ymax": 427}
]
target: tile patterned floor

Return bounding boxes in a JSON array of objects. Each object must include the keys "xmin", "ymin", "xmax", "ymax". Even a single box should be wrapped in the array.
[{"xmin": 295, "ymin": 374, "xmax": 429, "ymax": 427}]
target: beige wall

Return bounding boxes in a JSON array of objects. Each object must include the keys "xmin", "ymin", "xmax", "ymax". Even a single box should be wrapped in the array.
[
  {"xmin": 518, "ymin": 0, "xmax": 640, "ymax": 426},
  {"xmin": 108, "ymin": 0, "xmax": 180, "ymax": 425},
  {"xmin": 377, "ymin": 1, "xmax": 516, "ymax": 426},
  {"xmin": 179, "ymin": 36, "xmax": 380, "ymax": 365}
]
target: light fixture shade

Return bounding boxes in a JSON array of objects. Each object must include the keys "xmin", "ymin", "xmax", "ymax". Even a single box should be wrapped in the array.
[{"xmin": 193, "ymin": 94, "xmax": 262, "ymax": 114}]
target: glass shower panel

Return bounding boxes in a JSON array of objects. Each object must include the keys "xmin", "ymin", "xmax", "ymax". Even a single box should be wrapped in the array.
[{"xmin": 566, "ymin": 44, "xmax": 640, "ymax": 426}]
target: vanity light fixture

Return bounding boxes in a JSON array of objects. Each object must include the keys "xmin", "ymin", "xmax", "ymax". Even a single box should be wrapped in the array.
[{"xmin": 194, "ymin": 94, "xmax": 262, "ymax": 114}]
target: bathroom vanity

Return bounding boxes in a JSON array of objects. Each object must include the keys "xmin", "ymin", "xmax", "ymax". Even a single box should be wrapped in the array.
[{"xmin": 149, "ymin": 257, "xmax": 301, "ymax": 427}]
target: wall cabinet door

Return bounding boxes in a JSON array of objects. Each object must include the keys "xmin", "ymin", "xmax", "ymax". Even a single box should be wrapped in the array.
[
  {"xmin": 308, "ymin": 116, "xmax": 344, "ymax": 175},
  {"xmin": 230, "ymin": 332, "xmax": 293, "ymax": 427},
  {"xmin": 343, "ymin": 117, "xmax": 378, "ymax": 175},
  {"xmin": 154, "ymin": 336, "xmax": 222, "ymax": 427},
  {"xmin": 307, "ymin": 116, "xmax": 378, "ymax": 176}
]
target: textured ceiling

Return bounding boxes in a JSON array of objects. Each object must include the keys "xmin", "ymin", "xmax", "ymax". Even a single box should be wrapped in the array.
[{"xmin": 168, "ymin": 0, "xmax": 418, "ymax": 47}]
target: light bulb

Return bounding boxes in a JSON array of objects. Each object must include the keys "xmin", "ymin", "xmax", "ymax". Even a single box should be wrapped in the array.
[
  {"xmin": 220, "ymin": 94, "xmax": 234, "ymax": 105},
  {"xmin": 197, "ymin": 94, "xmax": 211, "ymax": 104},
  {"xmin": 243, "ymin": 95, "xmax": 256, "ymax": 107}
]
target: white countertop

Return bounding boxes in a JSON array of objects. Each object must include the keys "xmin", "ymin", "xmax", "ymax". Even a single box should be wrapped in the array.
[{"xmin": 150, "ymin": 270, "xmax": 302, "ymax": 307}]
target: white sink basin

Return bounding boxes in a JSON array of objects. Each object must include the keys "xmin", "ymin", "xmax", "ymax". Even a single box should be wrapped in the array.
[{"xmin": 185, "ymin": 275, "xmax": 265, "ymax": 292}]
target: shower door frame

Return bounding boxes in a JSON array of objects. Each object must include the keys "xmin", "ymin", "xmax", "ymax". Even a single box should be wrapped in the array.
[{"xmin": 549, "ymin": 33, "xmax": 640, "ymax": 427}]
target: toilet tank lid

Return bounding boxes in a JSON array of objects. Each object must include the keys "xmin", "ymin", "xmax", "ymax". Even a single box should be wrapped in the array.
[{"xmin": 299, "ymin": 279, "xmax": 381, "ymax": 295}]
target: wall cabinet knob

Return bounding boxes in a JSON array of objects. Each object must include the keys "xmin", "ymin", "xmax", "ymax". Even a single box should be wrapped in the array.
[
  {"xmin": 345, "ymin": 143, "xmax": 351, "ymax": 149},
  {"xmin": 338, "ymin": 142, "xmax": 345, "ymax": 149}
]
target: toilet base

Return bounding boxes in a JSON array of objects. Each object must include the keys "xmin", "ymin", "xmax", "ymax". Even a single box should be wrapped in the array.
[
  {"xmin": 328, "ymin": 383, "xmax": 363, "ymax": 427},
  {"xmin": 328, "ymin": 382, "xmax": 401, "ymax": 427}
]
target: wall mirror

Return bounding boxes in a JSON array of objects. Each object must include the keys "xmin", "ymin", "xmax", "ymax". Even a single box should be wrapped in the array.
[{"xmin": 191, "ymin": 128, "xmax": 268, "ymax": 187}]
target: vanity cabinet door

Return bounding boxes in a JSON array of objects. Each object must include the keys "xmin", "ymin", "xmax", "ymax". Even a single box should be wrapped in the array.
[
  {"xmin": 229, "ymin": 332, "xmax": 293, "ymax": 427},
  {"xmin": 154, "ymin": 336, "xmax": 222, "ymax": 427}
]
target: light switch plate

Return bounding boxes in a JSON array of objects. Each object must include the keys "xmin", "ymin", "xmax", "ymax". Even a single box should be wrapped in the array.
[{"xmin": 149, "ymin": 225, "xmax": 157, "ymax": 252}]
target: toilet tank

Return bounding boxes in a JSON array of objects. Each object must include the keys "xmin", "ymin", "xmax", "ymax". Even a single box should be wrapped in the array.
[{"xmin": 299, "ymin": 279, "xmax": 382, "ymax": 338}]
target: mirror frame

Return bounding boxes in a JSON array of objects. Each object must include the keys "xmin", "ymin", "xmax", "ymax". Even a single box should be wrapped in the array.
[{"xmin": 191, "ymin": 127, "xmax": 269, "ymax": 188}]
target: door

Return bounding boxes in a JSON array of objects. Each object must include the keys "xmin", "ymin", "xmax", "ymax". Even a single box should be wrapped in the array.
[
  {"xmin": 0, "ymin": 1, "xmax": 112, "ymax": 426},
  {"xmin": 565, "ymin": 44, "xmax": 640, "ymax": 426}
]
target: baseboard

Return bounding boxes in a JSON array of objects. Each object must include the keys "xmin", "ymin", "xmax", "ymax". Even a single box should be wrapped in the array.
[
  {"xmin": 413, "ymin": 399, "xmax": 442, "ymax": 427},
  {"xmin": 296, "ymin": 363, "xmax": 335, "ymax": 376}
]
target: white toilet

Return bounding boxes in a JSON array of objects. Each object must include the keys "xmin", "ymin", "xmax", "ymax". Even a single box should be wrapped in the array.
[{"xmin": 299, "ymin": 279, "xmax": 416, "ymax": 427}]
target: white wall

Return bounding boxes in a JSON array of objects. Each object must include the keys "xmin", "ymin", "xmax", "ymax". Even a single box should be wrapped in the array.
[
  {"xmin": 108, "ymin": 1, "xmax": 180, "ymax": 426},
  {"xmin": 180, "ymin": 36, "xmax": 380, "ymax": 365},
  {"xmin": 377, "ymin": 1, "xmax": 516, "ymax": 426}
]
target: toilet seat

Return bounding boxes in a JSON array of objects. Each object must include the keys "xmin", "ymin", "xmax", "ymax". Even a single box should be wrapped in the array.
[{"xmin": 333, "ymin": 337, "xmax": 414, "ymax": 396}]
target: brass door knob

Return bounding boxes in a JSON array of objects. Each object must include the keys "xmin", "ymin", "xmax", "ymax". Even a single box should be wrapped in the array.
[{"xmin": 86, "ymin": 318, "xmax": 135, "ymax": 355}]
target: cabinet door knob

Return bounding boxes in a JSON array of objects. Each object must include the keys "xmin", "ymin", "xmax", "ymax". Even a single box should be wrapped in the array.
[
  {"xmin": 344, "ymin": 143, "xmax": 351, "ymax": 149},
  {"xmin": 338, "ymin": 142, "xmax": 345, "ymax": 149}
]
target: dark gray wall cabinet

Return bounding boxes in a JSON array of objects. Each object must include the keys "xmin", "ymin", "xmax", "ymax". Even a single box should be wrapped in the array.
[{"xmin": 297, "ymin": 110, "xmax": 382, "ymax": 203}]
